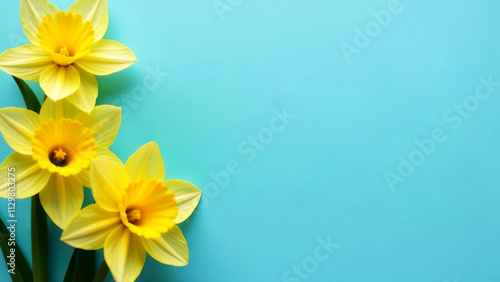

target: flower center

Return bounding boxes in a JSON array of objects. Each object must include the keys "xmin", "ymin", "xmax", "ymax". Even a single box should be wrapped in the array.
[
  {"xmin": 37, "ymin": 11, "xmax": 95, "ymax": 66},
  {"xmin": 32, "ymin": 119, "xmax": 97, "ymax": 177},
  {"xmin": 126, "ymin": 209, "xmax": 142, "ymax": 223},
  {"xmin": 50, "ymin": 147, "xmax": 68, "ymax": 166},
  {"xmin": 59, "ymin": 45, "xmax": 70, "ymax": 57}
]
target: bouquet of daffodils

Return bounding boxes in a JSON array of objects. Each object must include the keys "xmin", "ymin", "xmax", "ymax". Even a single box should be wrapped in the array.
[{"xmin": 0, "ymin": 0, "xmax": 202, "ymax": 281}]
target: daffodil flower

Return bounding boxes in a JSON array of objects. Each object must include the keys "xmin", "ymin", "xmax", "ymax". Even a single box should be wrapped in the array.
[
  {"xmin": 61, "ymin": 142, "xmax": 202, "ymax": 282},
  {"xmin": 0, "ymin": 0, "xmax": 137, "ymax": 113},
  {"xmin": 0, "ymin": 99, "xmax": 122, "ymax": 229}
]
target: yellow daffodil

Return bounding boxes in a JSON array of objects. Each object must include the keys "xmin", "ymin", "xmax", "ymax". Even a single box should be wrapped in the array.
[
  {"xmin": 61, "ymin": 142, "xmax": 202, "ymax": 282},
  {"xmin": 0, "ymin": 0, "xmax": 137, "ymax": 113},
  {"xmin": 0, "ymin": 99, "xmax": 122, "ymax": 229}
]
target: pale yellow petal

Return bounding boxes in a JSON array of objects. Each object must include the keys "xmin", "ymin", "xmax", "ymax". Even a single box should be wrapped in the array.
[
  {"xmin": 66, "ymin": 68, "xmax": 98, "ymax": 113},
  {"xmin": 0, "ymin": 107, "xmax": 40, "ymax": 155},
  {"xmin": 90, "ymin": 158, "xmax": 129, "ymax": 212},
  {"xmin": 61, "ymin": 204, "xmax": 121, "ymax": 250},
  {"xmin": 164, "ymin": 180, "xmax": 202, "ymax": 224},
  {"xmin": 79, "ymin": 147, "xmax": 123, "ymax": 188},
  {"xmin": 0, "ymin": 44, "xmax": 54, "ymax": 81},
  {"xmin": 96, "ymin": 146, "xmax": 123, "ymax": 165},
  {"xmin": 40, "ymin": 64, "xmax": 81, "ymax": 101},
  {"xmin": 39, "ymin": 174, "xmax": 83, "ymax": 229},
  {"xmin": 75, "ymin": 39, "xmax": 137, "ymax": 76},
  {"xmin": 0, "ymin": 153, "xmax": 51, "ymax": 199},
  {"xmin": 125, "ymin": 142, "xmax": 165, "ymax": 182},
  {"xmin": 68, "ymin": 0, "xmax": 108, "ymax": 42},
  {"xmin": 86, "ymin": 105, "xmax": 121, "ymax": 148},
  {"xmin": 39, "ymin": 98, "xmax": 86, "ymax": 123},
  {"xmin": 141, "ymin": 225, "xmax": 188, "ymax": 266},
  {"xmin": 105, "ymin": 225, "xmax": 146, "ymax": 282},
  {"xmin": 78, "ymin": 168, "xmax": 91, "ymax": 188},
  {"xmin": 21, "ymin": 0, "xmax": 59, "ymax": 45}
]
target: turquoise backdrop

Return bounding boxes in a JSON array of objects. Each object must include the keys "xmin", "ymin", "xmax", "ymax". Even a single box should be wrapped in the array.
[{"xmin": 0, "ymin": 0, "xmax": 500, "ymax": 281}]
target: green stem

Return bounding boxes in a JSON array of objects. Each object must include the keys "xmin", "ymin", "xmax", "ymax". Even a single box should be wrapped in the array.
[
  {"xmin": 92, "ymin": 261, "xmax": 109, "ymax": 282},
  {"xmin": 64, "ymin": 248, "xmax": 95, "ymax": 282},
  {"xmin": 31, "ymin": 195, "xmax": 48, "ymax": 282}
]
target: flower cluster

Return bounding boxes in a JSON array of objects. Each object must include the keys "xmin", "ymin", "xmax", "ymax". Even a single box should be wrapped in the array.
[{"xmin": 0, "ymin": 0, "xmax": 201, "ymax": 281}]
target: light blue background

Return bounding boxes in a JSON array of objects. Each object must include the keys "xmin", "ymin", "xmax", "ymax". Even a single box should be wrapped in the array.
[{"xmin": 0, "ymin": 0, "xmax": 500, "ymax": 281}]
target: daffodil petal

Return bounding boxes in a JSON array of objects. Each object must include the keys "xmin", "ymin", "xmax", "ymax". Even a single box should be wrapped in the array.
[
  {"xmin": 80, "ymin": 147, "xmax": 123, "ymax": 188},
  {"xmin": 66, "ymin": 68, "xmax": 98, "ymax": 114},
  {"xmin": 39, "ymin": 98, "xmax": 87, "ymax": 123},
  {"xmin": 141, "ymin": 225, "xmax": 188, "ymax": 266},
  {"xmin": 39, "ymin": 174, "xmax": 83, "ymax": 229},
  {"xmin": 105, "ymin": 225, "xmax": 146, "ymax": 282},
  {"xmin": 21, "ymin": 0, "xmax": 59, "ymax": 45},
  {"xmin": 75, "ymin": 39, "xmax": 137, "ymax": 76},
  {"xmin": 96, "ymin": 146, "xmax": 123, "ymax": 165},
  {"xmin": 164, "ymin": 180, "xmax": 202, "ymax": 224},
  {"xmin": 125, "ymin": 142, "xmax": 165, "ymax": 182},
  {"xmin": 86, "ymin": 105, "xmax": 121, "ymax": 148},
  {"xmin": 68, "ymin": 0, "xmax": 108, "ymax": 42},
  {"xmin": 40, "ymin": 64, "xmax": 81, "ymax": 101},
  {"xmin": 78, "ymin": 169, "xmax": 91, "ymax": 188},
  {"xmin": 0, "ymin": 153, "xmax": 51, "ymax": 199},
  {"xmin": 0, "ymin": 107, "xmax": 40, "ymax": 155},
  {"xmin": 61, "ymin": 204, "xmax": 121, "ymax": 250},
  {"xmin": 90, "ymin": 158, "xmax": 129, "ymax": 212},
  {"xmin": 0, "ymin": 44, "xmax": 54, "ymax": 81}
]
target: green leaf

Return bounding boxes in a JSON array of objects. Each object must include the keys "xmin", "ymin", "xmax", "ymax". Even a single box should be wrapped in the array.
[
  {"xmin": 92, "ymin": 261, "xmax": 109, "ymax": 282},
  {"xmin": 0, "ymin": 218, "xmax": 33, "ymax": 282},
  {"xmin": 31, "ymin": 195, "xmax": 48, "ymax": 282},
  {"xmin": 12, "ymin": 76, "xmax": 41, "ymax": 113},
  {"xmin": 63, "ymin": 249, "xmax": 95, "ymax": 282}
]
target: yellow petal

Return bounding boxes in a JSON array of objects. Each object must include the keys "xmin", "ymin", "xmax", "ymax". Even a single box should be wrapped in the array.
[
  {"xmin": 164, "ymin": 180, "xmax": 202, "ymax": 224},
  {"xmin": 39, "ymin": 174, "xmax": 83, "ymax": 229},
  {"xmin": 86, "ymin": 105, "xmax": 121, "ymax": 148},
  {"xmin": 96, "ymin": 146, "xmax": 123, "ymax": 165},
  {"xmin": 21, "ymin": 0, "xmax": 59, "ymax": 45},
  {"xmin": 78, "ymin": 168, "xmax": 91, "ymax": 188},
  {"xmin": 79, "ymin": 146, "xmax": 123, "ymax": 188},
  {"xmin": 0, "ymin": 44, "xmax": 54, "ymax": 81},
  {"xmin": 141, "ymin": 225, "xmax": 188, "ymax": 266},
  {"xmin": 61, "ymin": 203, "xmax": 121, "ymax": 250},
  {"xmin": 105, "ymin": 225, "xmax": 146, "ymax": 282},
  {"xmin": 39, "ymin": 98, "xmax": 86, "ymax": 123},
  {"xmin": 125, "ymin": 142, "xmax": 165, "ymax": 182},
  {"xmin": 0, "ymin": 153, "xmax": 51, "ymax": 199},
  {"xmin": 66, "ymin": 68, "xmax": 98, "ymax": 113},
  {"xmin": 90, "ymin": 158, "xmax": 129, "ymax": 212},
  {"xmin": 40, "ymin": 64, "xmax": 81, "ymax": 101},
  {"xmin": 75, "ymin": 39, "xmax": 137, "ymax": 76},
  {"xmin": 68, "ymin": 0, "xmax": 108, "ymax": 42},
  {"xmin": 0, "ymin": 107, "xmax": 40, "ymax": 155}
]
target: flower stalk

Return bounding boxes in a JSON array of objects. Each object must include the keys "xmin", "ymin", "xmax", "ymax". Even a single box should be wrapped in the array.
[{"xmin": 31, "ymin": 195, "xmax": 48, "ymax": 282}]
